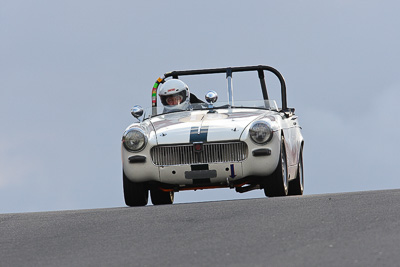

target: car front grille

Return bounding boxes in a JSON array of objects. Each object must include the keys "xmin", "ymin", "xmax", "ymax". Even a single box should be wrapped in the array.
[{"xmin": 150, "ymin": 142, "xmax": 248, "ymax": 166}]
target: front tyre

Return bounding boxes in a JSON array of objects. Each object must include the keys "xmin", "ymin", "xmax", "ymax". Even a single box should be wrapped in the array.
[
  {"xmin": 264, "ymin": 137, "xmax": 289, "ymax": 197},
  {"xmin": 123, "ymin": 172, "xmax": 148, "ymax": 207},
  {"xmin": 288, "ymin": 146, "xmax": 304, "ymax": 195},
  {"xmin": 150, "ymin": 188, "xmax": 174, "ymax": 205}
]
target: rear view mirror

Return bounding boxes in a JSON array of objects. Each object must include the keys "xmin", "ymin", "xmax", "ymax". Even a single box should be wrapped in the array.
[{"xmin": 131, "ymin": 105, "xmax": 144, "ymax": 119}]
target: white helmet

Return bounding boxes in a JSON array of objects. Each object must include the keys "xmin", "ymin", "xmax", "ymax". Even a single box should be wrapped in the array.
[{"xmin": 158, "ymin": 79, "xmax": 190, "ymax": 112}]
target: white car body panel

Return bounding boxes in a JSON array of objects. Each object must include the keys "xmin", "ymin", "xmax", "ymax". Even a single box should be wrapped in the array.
[{"xmin": 150, "ymin": 109, "xmax": 267, "ymax": 144}]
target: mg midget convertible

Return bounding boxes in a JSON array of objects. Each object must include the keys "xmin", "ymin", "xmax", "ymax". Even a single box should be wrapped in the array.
[{"xmin": 122, "ymin": 65, "xmax": 304, "ymax": 206}]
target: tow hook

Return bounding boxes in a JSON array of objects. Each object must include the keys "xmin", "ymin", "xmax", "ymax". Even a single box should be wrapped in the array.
[{"xmin": 226, "ymin": 177, "xmax": 235, "ymax": 189}]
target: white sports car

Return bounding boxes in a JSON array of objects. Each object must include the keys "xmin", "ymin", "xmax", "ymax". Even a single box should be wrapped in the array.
[{"xmin": 121, "ymin": 65, "xmax": 304, "ymax": 206}]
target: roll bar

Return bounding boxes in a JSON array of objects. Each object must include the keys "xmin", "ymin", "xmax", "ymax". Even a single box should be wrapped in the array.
[{"xmin": 152, "ymin": 65, "xmax": 288, "ymax": 113}]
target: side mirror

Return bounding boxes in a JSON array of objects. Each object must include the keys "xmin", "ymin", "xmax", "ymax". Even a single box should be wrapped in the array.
[
  {"xmin": 131, "ymin": 105, "xmax": 144, "ymax": 119},
  {"xmin": 205, "ymin": 91, "xmax": 218, "ymax": 109}
]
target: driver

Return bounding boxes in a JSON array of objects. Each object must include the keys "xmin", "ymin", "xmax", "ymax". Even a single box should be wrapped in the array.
[{"xmin": 158, "ymin": 79, "xmax": 191, "ymax": 112}]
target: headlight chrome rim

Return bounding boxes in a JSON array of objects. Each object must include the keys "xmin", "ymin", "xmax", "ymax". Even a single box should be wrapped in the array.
[
  {"xmin": 122, "ymin": 128, "xmax": 148, "ymax": 152},
  {"xmin": 249, "ymin": 121, "xmax": 273, "ymax": 144}
]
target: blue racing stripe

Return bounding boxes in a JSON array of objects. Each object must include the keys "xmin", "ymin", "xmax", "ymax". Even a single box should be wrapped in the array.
[
  {"xmin": 189, "ymin": 126, "xmax": 209, "ymax": 143},
  {"xmin": 190, "ymin": 127, "xmax": 210, "ymax": 183}
]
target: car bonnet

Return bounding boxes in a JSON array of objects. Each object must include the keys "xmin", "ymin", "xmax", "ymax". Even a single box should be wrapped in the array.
[{"xmin": 149, "ymin": 109, "xmax": 268, "ymax": 145}]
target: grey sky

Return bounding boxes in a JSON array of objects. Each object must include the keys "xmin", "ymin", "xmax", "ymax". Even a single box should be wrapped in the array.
[{"xmin": 1, "ymin": 1, "xmax": 399, "ymax": 213}]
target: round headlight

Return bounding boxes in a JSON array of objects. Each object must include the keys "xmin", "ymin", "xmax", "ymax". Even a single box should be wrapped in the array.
[
  {"xmin": 122, "ymin": 128, "xmax": 147, "ymax": 152},
  {"xmin": 249, "ymin": 121, "xmax": 273, "ymax": 144}
]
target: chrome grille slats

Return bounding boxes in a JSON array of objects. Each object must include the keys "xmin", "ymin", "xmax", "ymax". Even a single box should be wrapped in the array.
[{"xmin": 150, "ymin": 142, "xmax": 248, "ymax": 166}]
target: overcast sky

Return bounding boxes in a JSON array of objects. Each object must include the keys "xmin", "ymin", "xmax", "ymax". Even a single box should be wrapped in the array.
[{"xmin": 1, "ymin": 1, "xmax": 400, "ymax": 213}]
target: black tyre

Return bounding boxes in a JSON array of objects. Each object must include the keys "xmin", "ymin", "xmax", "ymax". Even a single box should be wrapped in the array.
[
  {"xmin": 288, "ymin": 146, "xmax": 304, "ymax": 196},
  {"xmin": 123, "ymin": 172, "xmax": 148, "ymax": 207},
  {"xmin": 150, "ymin": 188, "xmax": 174, "ymax": 205},
  {"xmin": 264, "ymin": 137, "xmax": 289, "ymax": 197}
]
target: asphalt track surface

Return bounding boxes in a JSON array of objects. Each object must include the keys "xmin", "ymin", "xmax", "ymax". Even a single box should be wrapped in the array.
[{"xmin": 1, "ymin": 189, "xmax": 400, "ymax": 267}]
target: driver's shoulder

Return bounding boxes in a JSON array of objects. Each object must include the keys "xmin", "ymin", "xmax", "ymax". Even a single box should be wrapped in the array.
[{"xmin": 190, "ymin": 93, "xmax": 204, "ymax": 104}]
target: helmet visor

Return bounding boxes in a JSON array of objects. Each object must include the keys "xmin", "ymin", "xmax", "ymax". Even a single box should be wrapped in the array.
[
  {"xmin": 166, "ymin": 95, "xmax": 183, "ymax": 105},
  {"xmin": 160, "ymin": 91, "xmax": 187, "ymax": 106}
]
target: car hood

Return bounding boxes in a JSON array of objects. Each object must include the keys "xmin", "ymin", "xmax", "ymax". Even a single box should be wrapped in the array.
[{"xmin": 149, "ymin": 109, "xmax": 269, "ymax": 145}]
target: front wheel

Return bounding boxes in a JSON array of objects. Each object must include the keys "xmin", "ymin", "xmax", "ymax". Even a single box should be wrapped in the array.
[
  {"xmin": 150, "ymin": 188, "xmax": 174, "ymax": 205},
  {"xmin": 288, "ymin": 146, "xmax": 304, "ymax": 195},
  {"xmin": 123, "ymin": 172, "xmax": 148, "ymax": 207},
  {"xmin": 264, "ymin": 137, "xmax": 289, "ymax": 197}
]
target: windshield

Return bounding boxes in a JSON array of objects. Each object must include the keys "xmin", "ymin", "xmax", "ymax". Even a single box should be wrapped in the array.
[{"xmin": 141, "ymin": 100, "xmax": 278, "ymax": 119}]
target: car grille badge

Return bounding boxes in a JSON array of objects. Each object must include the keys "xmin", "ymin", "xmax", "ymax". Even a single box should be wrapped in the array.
[{"xmin": 193, "ymin": 142, "xmax": 203, "ymax": 153}]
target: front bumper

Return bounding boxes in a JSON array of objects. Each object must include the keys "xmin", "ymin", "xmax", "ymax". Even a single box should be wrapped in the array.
[{"xmin": 122, "ymin": 132, "xmax": 281, "ymax": 186}]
